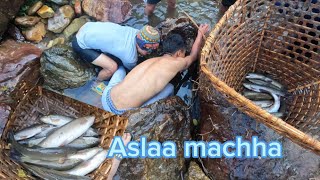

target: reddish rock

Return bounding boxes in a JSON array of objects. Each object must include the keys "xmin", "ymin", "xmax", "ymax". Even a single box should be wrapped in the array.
[
  {"xmin": 82, "ymin": 0, "xmax": 132, "ymax": 23},
  {"xmin": 74, "ymin": 0, "xmax": 82, "ymax": 16},
  {"xmin": 15, "ymin": 16, "xmax": 41, "ymax": 27},
  {"xmin": 0, "ymin": 40, "xmax": 42, "ymax": 97},
  {"xmin": 22, "ymin": 22, "xmax": 46, "ymax": 42}
]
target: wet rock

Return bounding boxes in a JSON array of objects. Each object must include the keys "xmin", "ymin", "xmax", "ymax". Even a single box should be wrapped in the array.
[
  {"xmin": 15, "ymin": 16, "xmax": 40, "ymax": 27},
  {"xmin": 6, "ymin": 24, "xmax": 25, "ymax": 41},
  {"xmin": 74, "ymin": 0, "xmax": 82, "ymax": 16},
  {"xmin": 0, "ymin": 0, "xmax": 25, "ymax": 20},
  {"xmin": 37, "ymin": 5, "xmax": 55, "ymax": 19},
  {"xmin": 48, "ymin": 0, "xmax": 69, "ymax": 5},
  {"xmin": 47, "ymin": 37, "xmax": 65, "ymax": 48},
  {"xmin": 48, "ymin": 5, "xmax": 75, "ymax": 33},
  {"xmin": 63, "ymin": 16, "xmax": 90, "ymax": 40},
  {"xmin": 0, "ymin": 12, "xmax": 9, "ymax": 41},
  {"xmin": 22, "ymin": 22, "xmax": 46, "ymax": 42},
  {"xmin": 185, "ymin": 161, "xmax": 210, "ymax": 180},
  {"xmin": 82, "ymin": 0, "xmax": 132, "ymax": 23},
  {"xmin": 28, "ymin": 1, "xmax": 43, "ymax": 15},
  {"xmin": 0, "ymin": 40, "xmax": 42, "ymax": 97},
  {"xmin": 40, "ymin": 45, "xmax": 95, "ymax": 90},
  {"xmin": 117, "ymin": 97, "xmax": 191, "ymax": 179},
  {"xmin": 0, "ymin": 104, "xmax": 11, "ymax": 137}
]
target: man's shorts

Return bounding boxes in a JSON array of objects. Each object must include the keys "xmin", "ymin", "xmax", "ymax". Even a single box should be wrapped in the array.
[{"xmin": 144, "ymin": 0, "xmax": 161, "ymax": 5}]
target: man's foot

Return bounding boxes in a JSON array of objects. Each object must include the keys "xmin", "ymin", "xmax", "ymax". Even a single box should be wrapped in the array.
[
  {"xmin": 91, "ymin": 80, "xmax": 106, "ymax": 96},
  {"xmin": 122, "ymin": 133, "xmax": 132, "ymax": 146}
]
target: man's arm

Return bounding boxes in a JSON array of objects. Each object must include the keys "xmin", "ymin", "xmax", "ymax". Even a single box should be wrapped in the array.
[{"xmin": 182, "ymin": 24, "xmax": 210, "ymax": 70}]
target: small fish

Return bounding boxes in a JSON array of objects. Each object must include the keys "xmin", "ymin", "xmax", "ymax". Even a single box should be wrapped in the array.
[
  {"xmin": 39, "ymin": 116, "xmax": 95, "ymax": 148},
  {"xmin": 33, "ymin": 125, "xmax": 57, "ymax": 138},
  {"xmin": 263, "ymin": 93, "xmax": 281, "ymax": 113},
  {"xmin": 271, "ymin": 112, "xmax": 285, "ymax": 118},
  {"xmin": 243, "ymin": 91, "xmax": 273, "ymax": 100},
  {"xmin": 84, "ymin": 128, "xmax": 99, "ymax": 137},
  {"xmin": 65, "ymin": 137, "xmax": 100, "ymax": 149},
  {"xmin": 252, "ymin": 100, "xmax": 274, "ymax": 108},
  {"xmin": 243, "ymin": 83, "xmax": 286, "ymax": 96},
  {"xmin": 19, "ymin": 137, "xmax": 46, "ymax": 147},
  {"xmin": 248, "ymin": 79, "xmax": 282, "ymax": 91},
  {"xmin": 40, "ymin": 115, "xmax": 74, "ymax": 126},
  {"xmin": 21, "ymin": 163, "xmax": 90, "ymax": 180},
  {"xmin": 65, "ymin": 150, "xmax": 108, "ymax": 176},
  {"xmin": 246, "ymin": 73, "xmax": 284, "ymax": 90},
  {"xmin": 14, "ymin": 124, "xmax": 51, "ymax": 141},
  {"xmin": 67, "ymin": 147, "xmax": 103, "ymax": 161}
]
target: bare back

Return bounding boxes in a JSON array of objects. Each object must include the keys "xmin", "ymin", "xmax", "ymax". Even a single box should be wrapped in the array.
[{"xmin": 111, "ymin": 55, "xmax": 187, "ymax": 109}]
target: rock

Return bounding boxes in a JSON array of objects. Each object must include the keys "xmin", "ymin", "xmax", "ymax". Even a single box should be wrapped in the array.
[
  {"xmin": 0, "ymin": 104, "xmax": 11, "ymax": 137},
  {"xmin": 37, "ymin": 5, "xmax": 55, "ymax": 18},
  {"xmin": 116, "ymin": 97, "xmax": 191, "ymax": 179},
  {"xmin": 48, "ymin": 5, "xmax": 75, "ymax": 33},
  {"xmin": 185, "ymin": 162, "xmax": 210, "ymax": 180},
  {"xmin": 15, "ymin": 16, "xmax": 41, "ymax": 27},
  {"xmin": 6, "ymin": 24, "xmax": 25, "ymax": 41},
  {"xmin": 63, "ymin": 16, "xmax": 90, "ymax": 40},
  {"xmin": 47, "ymin": 0, "xmax": 69, "ymax": 5},
  {"xmin": 82, "ymin": 0, "xmax": 132, "ymax": 23},
  {"xmin": 74, "ymin": 0, "xmax": 82, "ymax": 16},
  {"xmin": 0, "ymin": 40, "xmax": 42, "ymax": 97},
  {"xmin": 0, "ymin": 12, "xmax": 9, "ymax": 41},
  {"xmin": 0, "ymin": 0, "xmax": 25, "ymax": 20},
  {"xmin": 47, "ymin": 37, "xmax": 65, "ymax": 48},
  {"xmin": 27, "ymin": 1, "xmax": 43, "ymax": 15},
  {"xmin": 40, "ymin": 45, "xmax": 95, "ymax": 90},
  {"xmin": 22, "ymin": 22, "xmax": 46, "ymax": 42}
]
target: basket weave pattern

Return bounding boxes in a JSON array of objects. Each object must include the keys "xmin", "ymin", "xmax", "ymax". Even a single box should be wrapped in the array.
[
  {"xmin": 201, "ymin": 0, "xmax": 320, "ymax": 154},
  {"xmin": 0, "ymin": 86, "xmax": 128, "ymax": 179}
]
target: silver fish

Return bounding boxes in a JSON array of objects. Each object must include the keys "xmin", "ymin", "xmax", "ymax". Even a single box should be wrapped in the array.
[
  {"xmin": 67, "ymin": 147, "xmax": 103, "ymax": 161},
  {"xmin": 243, "ymin": 91, "xmax": 273, "ymax": 100},
  {"xmin": 19, "ymin": 137, "xmax": 46, "ymax": 147},
  {"xmin": 65, "ymin": 137, "xmax": 100, "ymax": 149},
  {"xmin": 248, "ymin": 79, "xmax": 282, "ymax": 91},
  {"xmin": 20, "ymin": 156, "xmax": 83, "ymax": 171},
  {"xmin": 33, "ymin": 125, "xmax": 57, "ymax": 138},
  {"xmin": 14, "ymin": 124, "xmax": 51, "ymax": 141},
  {"xmin": 243, "ymin": 83, "xmax": 286, "ymax": 96},
  {"xmin": 246, "ymin": 73, "xmax": 284, "ymax": 90},
  {"xmin": 252, "ymin": 100, "xmax": 273, "ymax": 108},
  {"xmin": 21, "ymin": 163, "xmax": 90, "ymax": 180},
  {"xmin": 40, "ymin": 115, "xmax": 74, "ymax": 126},
  {"xmin": 271, "ymin": 112, "xmax": 285, "ymax": 118},
  {"xmin": 263, "ymin": 93, "xmax": 281, "ymax": 113},
  {"xmin": 65, "ymin": 150, "xmax": 108, "ymax": 176},
  {"xmin": 39, "ymin": 116, "xmax": 95, "ymax": 148}
]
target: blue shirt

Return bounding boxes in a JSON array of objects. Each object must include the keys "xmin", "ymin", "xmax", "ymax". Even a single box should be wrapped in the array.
[{"xmin": 76, "ymin": 22, "xmax": 139, "ymax": 70}]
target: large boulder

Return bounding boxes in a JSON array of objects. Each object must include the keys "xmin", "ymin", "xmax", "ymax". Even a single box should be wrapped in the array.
[
  {"xmin": 40, "ymin": 45, "xmax": 95, "ymax": 90},
  {"xmin": 116, "ymin": 97, "xmax": 192, "ymax": 179},
  {"xmin": 82, "ymin": 0, "xmax": 132, "ymax": 23}
]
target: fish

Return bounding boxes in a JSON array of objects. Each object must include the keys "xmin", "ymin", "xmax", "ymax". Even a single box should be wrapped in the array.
[
  {"xmin": 40, "ymin": 115, "xmax": 74, "ymax": 126},
  {"xmin": 9, "ymin": 131, "xmax": 77, "ymax": 162},
  {"xmin": 65, "ymin": 150, "xmax": 108, "ymax": 176},
  {"xmin": 19, "ymin": 137, "xmax": 46, "ymax": 147},
  {"xmin": 246, "ymin": 73, "xmax": 285, "ymax": 90},
  {"xmin": 263, "ymin": 93, "xmax": 281, "ymax": 113},
  {"xmin": 17, "ymin": 156, "xmax": 83, "ymax": 171},
  {"xmin": 14, "ymin": 124, "xmax": 52, "ymax": 141},
  {"xmin": 252, "ymin": 100, "xmax": 274, "ymax": 108},
  {"xmin": 243, "ymin": 91, "xmax": 273, "ymax": 100},
  {"xmin": 271, "ymin": 112, "xmax": 285, "ymax": 118},
  {"xmin": 248, "ymin": 79, "xmax": 282, "ymax": 91},
  {"xmin": 21, "ymin": 163, "xmax": 90, "ymax": 180},
  {"xmin": 65, "ymin": 137, "xmax": 100, "ymax": 150},
  {"xmin": 39, "ymin": 116, "xmax": 95, "ymax": 148},
  {"xmin": 33, "ymin": 125, "xmax": 57, "ymax": 138},
  {"xmin": 67, "ymin": 147, "xmax": 103, "ymax": 161},
  {"xmin": 243, "ymin": 83, "xmax": 286, "ymax": 96}
]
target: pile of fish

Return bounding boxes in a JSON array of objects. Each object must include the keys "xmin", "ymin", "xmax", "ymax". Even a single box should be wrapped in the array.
[
  {"xmin": 9, "ymin": 115, "xmax": 107, "ymax": 180},
  {"xmin": 242, "ymin": 73, "xmax": 287, "ymax": 118}
]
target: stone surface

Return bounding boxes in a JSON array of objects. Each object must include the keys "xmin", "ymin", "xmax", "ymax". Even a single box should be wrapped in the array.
[
  {"xmin": 48, "ymin": 5, "xmax": 75, "ymax": 33},
  {"xmin": 82, "ymin": 0, "xmax": 132, "ymax": 23},
  {"xmin": 0, "ymin": 40, "xmax": 42, "ymax": 97},
  {"xmin": 0, "ymin": 12, "xmax": 9, "ymax": 41},
  {"xmin": 6, "ymin": 24, "xmax": 25, "ymax": 41},
  {"xmin": 63, "ymin": 16, "xmax": 90, "ymax": 39},
  {"xmin": 0, "ymin": 0, "xmax": 25, "ymax": 20},
  {"xmin": 47, "ymin": 37, "xmax": 65, "ymax": 48},
  {"xmin": 37, "ymin": 5, "xmax": 55, "ymax": 19},
  {"xmin": 22, "ymin": 22, "xmax": 46, "ymax": 42},
  {"xmin": 116, "ymin": 97, "xmax": 191, "ymax": 179},
  {"xmin": 15, "ymin": 16, "xmax": 41, "ymax": 27},
  {"xmin": 28, "ymin": 1, "xmax": 43, "ymax": 15},
  {"xmin": 40, "ymin": 45, "xmax": 95, "ymax": 90},
  {"xmin": 0, "ymin": 104, "xmax": 11, "ymax": 137},
  {"xmin": 74, "ymin": 0, "xmax": 82, "ymax": 16},
  {"xmin": 48, "ymin": 0, "xmax": 69, "ymax": 5},
  {"xmin": 185, "ymin": 161, "xmax": 210, "ymax": 180}
]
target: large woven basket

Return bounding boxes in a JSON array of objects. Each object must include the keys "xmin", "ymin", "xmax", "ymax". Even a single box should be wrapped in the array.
[
  {"xmin": 201, "ymin": 0, "xmax": 320, "ymax": 154},
  {"xmin": 0, "ymin": 85, "xmax": 128, "ymax": 179}
]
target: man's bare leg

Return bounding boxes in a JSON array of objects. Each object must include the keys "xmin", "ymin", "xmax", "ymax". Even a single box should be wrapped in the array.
[
  {"xmin": 107, "ymin": 133, "xmax": 131, "ymax": 180},
  {"xmin": 167, "ymin": 0, "xmax": 176, "ymax": 9},
  {"xmin": 145, "ymin": 3, "xmax": 157, "ymax": 16},
  {"xmin": 92, "ymin": 54, "xmax": 118, "ymax": 81}
]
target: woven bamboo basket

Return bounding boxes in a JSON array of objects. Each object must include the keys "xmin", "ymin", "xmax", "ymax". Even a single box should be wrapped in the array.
[
  {"xmin": 0, "ymin": 85, "xmax": 128, "ymax": 179},
  {"xmin": 200, "ymin": 0, "xmax": 320, "ymax": 154}
]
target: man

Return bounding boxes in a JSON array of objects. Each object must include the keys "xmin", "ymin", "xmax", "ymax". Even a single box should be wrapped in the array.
[
  {"xmin": 101, "ymin": 24, "xmax": 210, "ymax": 115},
  {"xmin": 72, "ymin": 22, "xmax": 160, "ymax": 94},
  {"xmin": 144, "ymin": 0, "xmax": 176, "ymax": 16}
]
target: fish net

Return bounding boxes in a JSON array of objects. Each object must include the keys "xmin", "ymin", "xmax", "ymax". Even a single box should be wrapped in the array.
[
  {"xmin": 200, "ymin": 0, "xmax": 320, "ymax": 154},
  {"xmin": 0, "ymin": 80, "xmax": 128, "ymax": 179}
]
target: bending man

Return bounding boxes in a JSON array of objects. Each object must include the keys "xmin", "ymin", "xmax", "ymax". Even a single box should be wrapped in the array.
[
  {"xmin": 144, "ymin": 0, "xmax": 176, "ymax": 16},
  {"xmin": 101, "ymin": 24, "xmax": 210, "ymax": 115},
  {"xmin": 72, "ymin": 22, "xmax": 160, "ymax": 94}
]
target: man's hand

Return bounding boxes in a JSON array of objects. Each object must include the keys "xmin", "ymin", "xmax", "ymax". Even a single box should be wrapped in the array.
[{"xmin": 198, "ymin": 24, "xmax": 210, "ymax": 38}]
